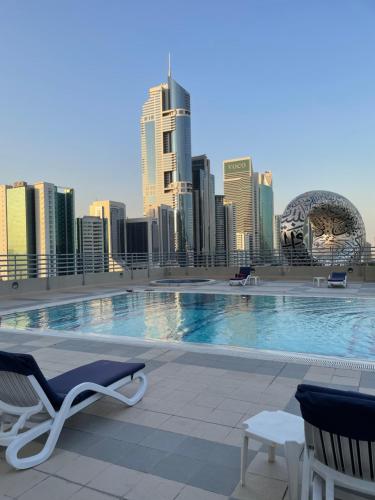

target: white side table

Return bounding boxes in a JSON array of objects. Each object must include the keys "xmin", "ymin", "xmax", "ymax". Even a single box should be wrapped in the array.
[
  {"xmin": 313, "ymin": 276, "xmax": 326, "ymax": 287},
  {"xmin": 241, "ymin": 410, "xmax": 305, "ymax": 500}
]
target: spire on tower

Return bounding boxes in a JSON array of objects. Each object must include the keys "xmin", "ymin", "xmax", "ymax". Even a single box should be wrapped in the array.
[{"xmin": 168, "ymin": 52, "xmax": 171, "ymax": 78}]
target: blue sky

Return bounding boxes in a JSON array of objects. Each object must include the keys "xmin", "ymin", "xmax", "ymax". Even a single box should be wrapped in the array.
[{"xmin": 0, "ymin": 0, "xmax": 374, "ymax": 241}]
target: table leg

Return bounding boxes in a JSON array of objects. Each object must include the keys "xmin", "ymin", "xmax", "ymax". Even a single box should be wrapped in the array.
[
  {"xmin": 241, "ymin": 434, "xmax": 249, "ymax": 486},
  {"xmin": 268, "ymin": 444, "xmax": 276, "ymax": 463},
  {"xmin": 285, "ymin": 441, "xmax": 302, "ymax": 500}
]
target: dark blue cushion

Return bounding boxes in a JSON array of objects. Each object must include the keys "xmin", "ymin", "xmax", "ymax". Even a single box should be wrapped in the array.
[
  {"xmin": 0, "ymin": 351, "xmax": 145, "ymax": 411},
  {"xmin": 328, "ymin": 272, "xmax": 347, "ymax": 281},
  {"xmin": 0, "ymin": 350, "xmax": 62, "ymax": 408},
  {"xmin": 48, "ymin": 360, "xmax": 145, "ymax": 408},
  {"xmin": 295, "ymin": 384, "xmax": 375, "ymax": 441}
]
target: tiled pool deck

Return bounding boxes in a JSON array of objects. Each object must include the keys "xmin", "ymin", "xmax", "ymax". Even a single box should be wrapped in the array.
[{"xmin": 1, "ymin": 280, "xmax": 375, "ymax": 499}]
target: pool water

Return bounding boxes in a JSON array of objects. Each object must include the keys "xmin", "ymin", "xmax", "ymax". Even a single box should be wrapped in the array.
[{"xmin": 2, "ymin": 292, "xmax": 375, "ymax": 360}]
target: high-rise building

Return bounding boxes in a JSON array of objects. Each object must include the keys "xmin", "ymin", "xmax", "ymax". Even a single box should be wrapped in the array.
[
  {"xmin": 192, "ymin": 155, "xmax": 215, "ymax": 255},
  {"xmin": 253, "ymin": 171, "xmax": 274, "ymax": 256},
  {"xmin": 76, "ymin": 216, "xmax": 107, "ymax": 272},
  {"xmin": 214, "ymin": 195, "xmax": 236, "ymax": 263},
  {"xmin": 89, "ymin": 200, "xmax": 126, "ymax": 258},
  {"xmin": 0, "ymin": 182, "xmax": 36, "ymax": 278},
  {"xmin": 223, "ymin": 156, "xmax": 254, "ymax": 252},
  {"xmin": 34, "ymin": 182, "xmax": 56, "ymax": 256},
  {"xmin": 141, "ymin": 64, "xmax": 193, "ymax": 252},
  {"xmin": 273, "ymin": 214, "xmax": 282, "ymax": 254},
  {"xmin": 0, "ymin": 181, "xmax": 76, "ymax": 278},
  {"xmin": 55, "ymin": 187, "xmax": 75, "ymax": 256},
  {"xmin": 126, "ymin": 217, "xmax": 159, "ymax": 256},
  {"xmin": 155, "ymin": 204, "xmax": 175, "ymax": 257}
]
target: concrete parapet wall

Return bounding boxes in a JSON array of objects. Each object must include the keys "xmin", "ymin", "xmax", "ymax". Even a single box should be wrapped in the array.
[{"xmin": 0, "ymin": 264, "xmax": 373, "ymax": 296}]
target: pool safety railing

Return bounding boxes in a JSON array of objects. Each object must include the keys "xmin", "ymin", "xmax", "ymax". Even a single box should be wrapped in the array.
[{"xmin": 0, "ymin": 247, "xmax": 374, "ymax": 282}]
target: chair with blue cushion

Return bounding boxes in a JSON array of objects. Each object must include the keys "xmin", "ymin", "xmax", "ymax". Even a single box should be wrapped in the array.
[
  {"xmin": 229, "ymin": 266, "xmax": 255, "ymax": 286},
  {"xmin": 327, "ymin": 272, "xmax": 347, "ymax": 288},
  {"xmin": 0, "ymin": 350, "xmax": 147, "ymax": 469},
  {"xmin": 295, "ymin": 384, "xmax": 375, "ymax": 499}
]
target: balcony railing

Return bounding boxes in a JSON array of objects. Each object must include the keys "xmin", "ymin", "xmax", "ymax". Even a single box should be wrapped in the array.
[{"xmin": 0, "ymin": 248, "xmax": 374, "ymax": 282}]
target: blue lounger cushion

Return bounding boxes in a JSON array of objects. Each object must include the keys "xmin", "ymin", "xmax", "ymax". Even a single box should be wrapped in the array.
[
  {"xmin": 0, "ymin": 351, "xmax": 145, "ymax": 410},
  {"xmin": 328, "ymin": 272, "xmax": 346, "ymax": 281},
  {"xmin": 295, "ymin": 384, "xmax": 375, "ymax": 441}
]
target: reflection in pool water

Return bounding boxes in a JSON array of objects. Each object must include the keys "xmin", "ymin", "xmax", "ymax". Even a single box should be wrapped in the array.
[{"xmin": 2, "ymin": 292, "xmax": 375, "ymax": 360}]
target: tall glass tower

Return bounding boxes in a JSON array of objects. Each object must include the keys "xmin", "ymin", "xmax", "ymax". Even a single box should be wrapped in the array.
[{"xmin": 141, "ymin": 64, "xmax": 193, "ymax": 252}]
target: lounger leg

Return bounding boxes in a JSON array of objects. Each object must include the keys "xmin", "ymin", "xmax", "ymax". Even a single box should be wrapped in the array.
[
  {"xmin": 241, "ymin": 434, "xmax": 249, "ymax": 486},
  {"xmin": 312, "ymin": 474, "xmax": 323, "ymax": 500},
  {"xmin": 301, "ymin": 446, "xmax": 311, "ymax": 500},
  {"xmin": 268, "ymin": 444, "xmax": 276, "ymax": 463},
  {"xmin": 285, "ymin": 441, "xmax": 301, "ymax": 500},
  {"xmin": 325, "ymin": 477, "xmax": 334, "ymax": 500}
]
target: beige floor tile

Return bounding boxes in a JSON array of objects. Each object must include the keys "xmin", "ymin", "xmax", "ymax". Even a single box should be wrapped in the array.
[
  {"xmin": 87, "ymin": 464, "xmax": 144, "ymax": 496},
  {"xmin": 204, "ymin": 408, "xmax": 244, "ymax": 426},
  {"xmin": 176, "ymin": 485, "xmax": 228, "ymax": 500},
  {"xmin": 159, "ymin": 415, "xmax": 201, "ymax": 435},
  {"xmin": 190, "ymin": 421, "xmax": 232, "ymax": 442},
  {"xmin": 69, "ymin": 488, "xmax": 116, "ymax": 500},
  {"xmin": 331, "ymin": 376, "xmax": 359, "ymax": 387},
  {"xmin": 231, "ymin": 473, "xmax": 287, "ymax": 500},
  {"xmin": 247, "ymin": 452, "xmax": 288, "ymax": 481},
  {"xmin": 126, "ymin": 474, "xmax": 184, "ymax": 500},
  {"xmin": 36, "ymin": 449, "xmax": 79, "ymax": 474},
  {"xmin": 17, "ymin": 476, "xmax": 81, "ymax": 500},
  {"xmin": 0, "ymin": 468, "xmax": 47, "ymax": 498},
  {"xmin": 56, "ymin": 455, "xmax": 110, "ymax": 484}
]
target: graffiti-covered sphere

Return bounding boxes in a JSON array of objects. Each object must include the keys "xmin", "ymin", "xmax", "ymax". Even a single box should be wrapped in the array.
[{"xmin": 280, "ymin": 191, "xmax": 366, "ymax": 264}]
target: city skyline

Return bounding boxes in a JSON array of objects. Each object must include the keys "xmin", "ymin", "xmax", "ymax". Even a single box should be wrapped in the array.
[{"xmin": 0, "ymin": 1, "xmax": 374, "ymax": 240}]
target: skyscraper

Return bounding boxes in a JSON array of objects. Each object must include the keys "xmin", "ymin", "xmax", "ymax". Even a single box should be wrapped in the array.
[
  {"xmin": 76, "ymin": 216, "xmax": 107, "ymax": 272},
  {"xmin": 1, "ymin": 182, "xmax": 36, "ymax": 278},
  {"xmin": 0, "ymin": 181, "xmax": 75, "ymax": 278},
  {"xmin": 192, "ymin": 155, "xmax": 215, "ymax": 255},
  {"xmin": 215, "ymin": 195, "xmax": 236, "ymax": 263},
  {"xmin": 223, "ymin": 156, "xmax": 254, "ymax": 251},
  {"xmin": 89, "ymin": 200, "xmax": 126, "ymax": 269},
  {"xmin": 253, "ymin": 171, "xmax": 274, "ymax": 256},
  {"xmin": 273, "ymin": 214, "xmax": 282, "ymax": 254},
  {"xmin": 141, "ymin": 64, "xmax": 193, "ymax": 252}
]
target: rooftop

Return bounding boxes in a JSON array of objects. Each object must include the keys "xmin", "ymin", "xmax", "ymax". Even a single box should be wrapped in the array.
[{"xmin": 1, "ymin": 281, "xmax": 375, "ymax": 499}]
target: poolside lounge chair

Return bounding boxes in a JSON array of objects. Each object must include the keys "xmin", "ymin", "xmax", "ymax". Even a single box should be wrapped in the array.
[
  {"xmin": 229, "ymin": 266, "xmax": 254, "ymax": 286},
  {"xmin": 327, "ymin": 272, "xmax": 347, "ymax": 288},
  {"xmin": 296, "ymin": 384, "xmax": 375, "ymax": 500},
  {"xmin": 0, "ymin": 351, "xmax": 147, "ymax": 469}
]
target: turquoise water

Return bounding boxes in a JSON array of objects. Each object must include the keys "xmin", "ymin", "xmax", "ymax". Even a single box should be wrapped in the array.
[{"xmin": 1, "ymin": 292, "xmax": 375, "ymax": 359}]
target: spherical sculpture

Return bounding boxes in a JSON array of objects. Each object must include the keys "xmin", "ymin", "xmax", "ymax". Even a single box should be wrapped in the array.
[{"xmin": 280, "ymin": 190, "xmax": 366, "ymax": 264}]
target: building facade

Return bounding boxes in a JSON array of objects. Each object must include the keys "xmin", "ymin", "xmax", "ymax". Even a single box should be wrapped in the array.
[
  {"xmin": 141, "ymin": 68, "xmax": 193, "ymax": 252},
  {"xmin": 89, "ymin": 200, "xmax": 126, "ymax": 270},
  {"xmin": 253, "ymin": 171, "xmax": 274, "ymax": 257},
  {"xmin": 273, "ymin": 214, "xmax": 282, "ymax": 255},
  {"xmin": 0, "ymin": 181, "xmax": 76, "ymax": 278},
  {"xmin": 192, "ymin": 155, "xmax": 215, "ymax": 255},
  {"xmin": 214, "ymin": 195, "xmax": 236, "ymax": 263},
  {"xmin": 223, "ymin": 156, "xmax": 254, "ymax": 252},
  {"xmin": 0, "ymin": 182, "xmax": 36, "ymax": 278},
  {"xmin": 76, "ymin": 216, "xmax": 108, "ymax": 272}
]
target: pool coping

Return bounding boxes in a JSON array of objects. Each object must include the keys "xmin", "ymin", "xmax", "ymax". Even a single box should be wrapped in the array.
[{"xmin": 1, "ymin": 288, "xmax": 375, "ymax": 371}]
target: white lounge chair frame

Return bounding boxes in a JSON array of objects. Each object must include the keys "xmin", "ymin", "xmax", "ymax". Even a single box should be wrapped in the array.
[
  {"xmin": 301, "ymin": 421, "xmax": 375, "ymax": 499},
  {"xmin": 0, "ymin": 370, "xmax": 147, "ymax": 469},
  {"xmin": 327, "ymin": 275, "xmax": 347, "ymax": 288}
]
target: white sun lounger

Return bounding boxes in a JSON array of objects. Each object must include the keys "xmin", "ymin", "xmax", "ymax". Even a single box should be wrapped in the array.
[{"xmin": 0, "ymin": 351, "xmax": 147, "ymax": 469}]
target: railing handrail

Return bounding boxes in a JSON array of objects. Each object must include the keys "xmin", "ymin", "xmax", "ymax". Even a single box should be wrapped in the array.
[{"xmin": 0, "ymin": 248, "xmax": 374, "ymax": 281}]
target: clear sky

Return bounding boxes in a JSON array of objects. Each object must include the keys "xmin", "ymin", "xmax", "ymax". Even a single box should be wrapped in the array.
[{"xmin": 0, "ymin": 0, "xmax": 374, "ymax": 241}]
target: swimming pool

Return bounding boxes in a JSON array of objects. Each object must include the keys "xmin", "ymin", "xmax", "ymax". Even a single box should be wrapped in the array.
[{"xmin": 1, "ymin": 292, "xmax": 375, "ymax": 360}]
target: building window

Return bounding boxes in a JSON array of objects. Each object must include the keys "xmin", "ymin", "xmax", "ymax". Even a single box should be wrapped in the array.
[{"xmin": 163, "ymin": 132, "xmax": 172, "ymax": 153}]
